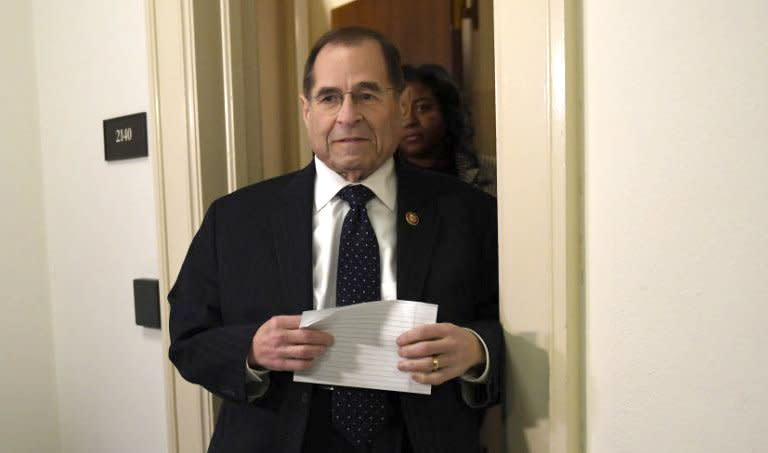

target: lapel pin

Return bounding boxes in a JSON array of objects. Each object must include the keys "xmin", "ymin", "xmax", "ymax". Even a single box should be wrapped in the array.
[{"xmin": 405, "ymin": 211, "xmax": 419, "ymax": 226}]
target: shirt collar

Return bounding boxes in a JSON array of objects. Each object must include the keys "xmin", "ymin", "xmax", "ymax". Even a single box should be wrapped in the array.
[{"xmin": 314, "ymin": 156, "xmax": 396, "ymax": 212}]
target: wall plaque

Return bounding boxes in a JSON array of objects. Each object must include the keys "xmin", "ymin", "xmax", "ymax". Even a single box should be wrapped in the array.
[{"xmin": 103, "ymin": 112, "xmax": 148, "ymax": 161}]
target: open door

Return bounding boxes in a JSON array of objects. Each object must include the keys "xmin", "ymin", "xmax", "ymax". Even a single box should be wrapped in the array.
[{"xmin": 331, "ymin": 0, "xmax": 463, "ymax": 82}]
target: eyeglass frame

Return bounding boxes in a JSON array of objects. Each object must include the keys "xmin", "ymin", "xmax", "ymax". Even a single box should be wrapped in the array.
[{"xmin": 308, "ymin": 82, "xmax": 397, "ymax": 115}]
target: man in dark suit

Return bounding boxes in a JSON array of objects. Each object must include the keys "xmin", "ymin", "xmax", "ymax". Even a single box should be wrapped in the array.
[{"xmin": 169, "ymin": 27, "xmax": 501, "ymax": 453}]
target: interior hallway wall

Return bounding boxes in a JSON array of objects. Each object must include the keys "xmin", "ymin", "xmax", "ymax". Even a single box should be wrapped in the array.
[
  {"xmin": 583, "ymin": 1, "xmax": 768, "ymax": 451},
  {"xmin": 467, "ymin": 0, "xmax": 496, "ymax": 158},
  {"xmin": 0, "ymin": 2, "xmax": 61, "ymax": 451},
  {"xmin": 308, "ymin": 0, "xmax": 354, "ymax": 44},
  {"xmin": 30, "ymin": 0, "xmax": 168, "ymax": 451}
]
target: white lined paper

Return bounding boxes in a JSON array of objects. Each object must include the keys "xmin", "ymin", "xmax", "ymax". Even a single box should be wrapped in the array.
[{"xmin": 294, "ymin": 300, "xmax": 438, "ymax": 394}]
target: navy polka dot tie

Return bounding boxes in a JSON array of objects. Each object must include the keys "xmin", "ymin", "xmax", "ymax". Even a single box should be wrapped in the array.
[{"xmin": 332, "ymin": 185, "xmax": 390, "ymax": 447}]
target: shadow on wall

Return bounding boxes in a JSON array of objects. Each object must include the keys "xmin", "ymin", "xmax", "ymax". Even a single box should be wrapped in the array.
[{"xmin": 505, "ymin": 332, "xmax": 550, "ymax": 453}]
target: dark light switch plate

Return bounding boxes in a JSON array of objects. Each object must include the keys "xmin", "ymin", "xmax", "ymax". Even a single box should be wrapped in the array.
[{"xmin": 133, "ymin": 278, "xmax": 160, "ymax": 329}]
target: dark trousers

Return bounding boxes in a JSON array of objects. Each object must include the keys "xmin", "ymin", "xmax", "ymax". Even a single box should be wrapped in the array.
[{"xmin": 301, "ymin": 387, "xmax": 411, "ymax": 453}]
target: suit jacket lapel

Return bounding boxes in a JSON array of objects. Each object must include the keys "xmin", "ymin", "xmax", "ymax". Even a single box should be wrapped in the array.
[
  {"xmin": 271, "ymin": 161, "xmax": 315, "ymax": 314},
  {"xmin": 396, "ymin": 161, "xmax": 440, "ymax": 301},
  {"xmin": 270, "ymin": 159, "xmax": 440, "ymax": 310}
]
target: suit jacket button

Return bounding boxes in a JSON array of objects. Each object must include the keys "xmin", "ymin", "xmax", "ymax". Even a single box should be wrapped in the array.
[{"xmin": 301, "ymin": 392, "xmax": 310, "ymax": 404}]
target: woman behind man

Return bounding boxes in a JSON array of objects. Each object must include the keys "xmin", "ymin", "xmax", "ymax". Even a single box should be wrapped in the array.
[{"xmin": 398, "ymin": 64, "xmax": 496, "ymax": 195}]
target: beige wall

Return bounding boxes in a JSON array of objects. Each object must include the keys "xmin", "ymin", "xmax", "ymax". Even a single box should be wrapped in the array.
[
  {"xmin": 583, "ymin": 0, "xmax": 768, "ymax": 451},
  {"xmin": 194, "ymin": 0, "xmax": 230, "ymax": 208},
  {"xmin": 30, "ymin": 0, "xmax": 169, "ymax": 451},
  {"xmin": 0, "ymin": 2, "xmax": 61, "ymax": 451},
  {"xmin": 308, "ymin": 0, "xmax": 354, "ymax": 44},
  {"xmin": 251, "ymin": 0, "xmax": 302, "ymax": 178},
  {"xmin": 467, "ymin": 0, "xmax": 496, "ymax": 157}
]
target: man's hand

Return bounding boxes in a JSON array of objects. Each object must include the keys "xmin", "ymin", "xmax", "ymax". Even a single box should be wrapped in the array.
[
  {"xmin": 396, "ymin": 323, "xmax": 485, "ymax": 385},
  {"xmin": 248, "ymin": 315, "xmax": 333, "ymax": 372}
]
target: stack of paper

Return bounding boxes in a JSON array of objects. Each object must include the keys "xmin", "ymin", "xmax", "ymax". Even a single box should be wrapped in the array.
[{"xmin": 294, "ymin": 300, "xmax": 438, "ymax": 395}]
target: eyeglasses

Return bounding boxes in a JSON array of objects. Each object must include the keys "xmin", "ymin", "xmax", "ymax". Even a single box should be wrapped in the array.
[{"xmin": 311, "ymin": 86, "xmax": 395, "ymax": 115}]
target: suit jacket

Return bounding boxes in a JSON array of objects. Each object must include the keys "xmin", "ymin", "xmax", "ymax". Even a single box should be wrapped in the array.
[{"xmin": 169, "ymin": 159, "xmax": 502, "ymax": 453}]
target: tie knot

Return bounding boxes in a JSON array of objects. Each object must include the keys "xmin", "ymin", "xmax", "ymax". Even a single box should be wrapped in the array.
[{"xmin": 337, "ymin": 184, "xmax": 375, "ymax": 207}]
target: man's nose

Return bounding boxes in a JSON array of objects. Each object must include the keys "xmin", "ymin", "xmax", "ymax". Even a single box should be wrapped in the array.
[{"xmin": 336, "ymin": 93, "xmax": 361, "ymax": 125}]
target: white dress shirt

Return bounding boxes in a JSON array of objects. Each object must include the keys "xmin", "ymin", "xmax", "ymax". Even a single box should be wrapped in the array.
[
  {"xmin": 246, "ymin": 157, "xmax": 489, "ymax": 399},
  {"xmin": 312, "ymin": 155, "xmax": 398, "ymax": 309}
]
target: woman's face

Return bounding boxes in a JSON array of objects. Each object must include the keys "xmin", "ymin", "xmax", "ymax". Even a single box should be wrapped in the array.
[{"xmin": 399, "ymin": 81, "xmax": 447, "ymax": 158}]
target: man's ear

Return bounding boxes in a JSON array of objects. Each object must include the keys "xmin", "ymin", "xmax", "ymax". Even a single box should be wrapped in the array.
[
  {"xmin": 300, "ymin": 94, "xmax": 311, "ymax": 127},
  {"xmin": 399, "ymin": 86, "xmax": 413, "ymax": 120}
]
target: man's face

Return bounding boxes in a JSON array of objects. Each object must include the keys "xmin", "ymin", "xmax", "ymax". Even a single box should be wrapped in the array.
[{"xmin": 301, "ymin": 40, "xmax": 403, "ymax": 182}]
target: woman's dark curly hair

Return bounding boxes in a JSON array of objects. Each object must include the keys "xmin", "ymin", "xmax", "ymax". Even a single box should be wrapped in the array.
[{"xmin": 401, "ymin": 64, "xmax": 479, "ymax": 176}]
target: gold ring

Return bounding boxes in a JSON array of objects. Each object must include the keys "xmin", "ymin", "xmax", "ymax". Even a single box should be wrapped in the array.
[{"xmin": 432, "ymin": 356, "xmax": 440, "ymax": 372}]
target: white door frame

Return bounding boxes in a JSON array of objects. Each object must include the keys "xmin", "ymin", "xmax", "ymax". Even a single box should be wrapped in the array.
[
  {"xmin": 145, "ymin": 0, "xmax": 215, "ymax": 451},
  {"xmin": 146, "ymin": 0, "xmax": 583, "ymax": 451},
  {"xmin": 493, "ymin": 1, "xmax": 583, "ymax": 451}
]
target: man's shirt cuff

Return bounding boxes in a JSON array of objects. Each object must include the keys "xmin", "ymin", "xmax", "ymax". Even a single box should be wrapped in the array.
[
  {"xmin": 245, "ymin": 359, "xmax": 270, "ymax": 401},
  {"xmin": 459, "ymin": 328, "xmax": 490, "ymax": 384}
]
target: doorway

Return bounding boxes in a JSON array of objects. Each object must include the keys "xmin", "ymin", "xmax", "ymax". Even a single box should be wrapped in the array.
[
  {"xmin": 215, "ymin": 2, "xmax": 502, "ymax": 450},
  {"xmin": 146, "ymin": 1, "xmax": 582, "ymax": 452}
]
